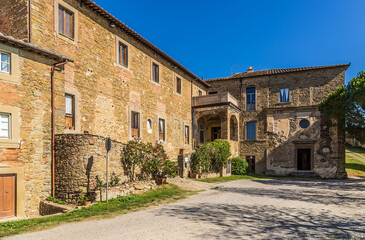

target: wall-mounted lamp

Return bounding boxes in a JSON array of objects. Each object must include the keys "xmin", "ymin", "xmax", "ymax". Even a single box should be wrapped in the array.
[{"xmin": 109, "ymin": 22, "xmax": 116, "ymax": 28}]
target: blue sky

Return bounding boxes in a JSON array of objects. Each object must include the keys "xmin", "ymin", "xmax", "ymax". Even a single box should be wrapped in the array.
[{"xmin": 94, "ymin": 0, "xmax": 364, "ymax": 83}]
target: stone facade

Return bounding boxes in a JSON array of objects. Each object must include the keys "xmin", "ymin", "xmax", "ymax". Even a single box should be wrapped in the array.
[
  {"xmin": 0, "ymin": 0, "xmax": 349, "ymax": 219},
  {"xmin": 205, "ymin": 66, "xmax": 348, "ymax": 178}
]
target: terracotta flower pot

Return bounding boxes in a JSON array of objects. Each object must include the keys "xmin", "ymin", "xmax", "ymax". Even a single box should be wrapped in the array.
[
  {"xmin": 156, "ymin": 177, "xmax": 167, "ymax": 185},
  {"xmin": 191, "ymin": 173, "xmax": 199, "ymax": 179},
  {"xmin": 84, "ymin": 201, "xmax": 92, "ymax": 206}
]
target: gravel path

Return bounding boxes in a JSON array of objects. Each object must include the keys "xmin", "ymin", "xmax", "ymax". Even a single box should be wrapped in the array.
[{"xmin": 7, "ymin": 178, "xmax": 365, "ymax": 240}]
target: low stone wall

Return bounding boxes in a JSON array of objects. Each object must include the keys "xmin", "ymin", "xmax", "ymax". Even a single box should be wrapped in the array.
[
  {"xmin": 54, "ymin": 134, "xmax": 126, "ymax": 203},
  {"xmin": 39, "ymin": 201, "xmax": 72, "ymax": 216},
  {"xmin": 95, "ymin": 181, "xmax": 157, "ymax": 201}
]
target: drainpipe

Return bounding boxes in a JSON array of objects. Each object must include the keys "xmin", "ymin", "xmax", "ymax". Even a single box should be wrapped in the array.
[
  {"xmin": 28, "ymin": 0, "xmax": 32, "ymax": 43},
  {"xmin": 191, "ymin": 78, "xmax": 194, "ymax": 148},
  {"xmin": 51, "ymin": 60, "xmax": 68, "ymax": 197}
]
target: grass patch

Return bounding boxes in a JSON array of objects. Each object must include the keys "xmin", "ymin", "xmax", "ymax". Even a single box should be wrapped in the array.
[
  {"xmin": 346, "ymin": 153, "xmax": 365, "ymax": 177},
  {"xmin": 346, "ymin": 144, "xmax": 365, "ymax": 154},
  {"xmin": 0, "ymin": 184, "xmax": 193, "ymax": 238},
  {"xmin": 195, "ymin": 174, "xmax": 269, "ymax": 183}
]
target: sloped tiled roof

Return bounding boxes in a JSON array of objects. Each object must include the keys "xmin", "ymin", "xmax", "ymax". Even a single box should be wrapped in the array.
[{"xmin": 205, "ymin": 63, "xmax": 351, "ymax": 82}]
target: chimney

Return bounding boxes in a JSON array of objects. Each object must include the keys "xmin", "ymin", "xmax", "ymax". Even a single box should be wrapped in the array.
[{"xmin": 247, "ymin": 66, "xmax": 254, "ymax": 72}]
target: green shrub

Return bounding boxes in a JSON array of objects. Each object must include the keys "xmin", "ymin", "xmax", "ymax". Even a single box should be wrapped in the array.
[
  {"xmin": 162, "ymin": 160, "xmax": 178, "ymax": 178},
  {"xmin": 46, "ymin": 196, "xmax": 66, "ymax": 205},
  {"xmin": 191, "ymin": 144, "xmax": 211, "ymax": 173},
  {"xmin": 207, "ymin": 139, "xmax": 231, "ymax": 172},
  {"xmin": 231, "ymin": 157, "xmax": 249, "ymax": 175}
]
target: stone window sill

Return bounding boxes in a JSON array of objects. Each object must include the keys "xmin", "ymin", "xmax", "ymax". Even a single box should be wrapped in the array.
[{"xmin": 0, "ymin": 139, "xmax": 20, "ymax": 148}]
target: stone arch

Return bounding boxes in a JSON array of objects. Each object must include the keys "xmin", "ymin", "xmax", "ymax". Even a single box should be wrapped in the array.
[{"xmin": 230, "ymin": 115, "xmax": 238, "ymax": 141}]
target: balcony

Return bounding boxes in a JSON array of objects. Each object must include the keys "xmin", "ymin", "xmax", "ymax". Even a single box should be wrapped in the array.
[{"xmin": 192, "ymin": 92, "xmax": 240, "ymax": 111}]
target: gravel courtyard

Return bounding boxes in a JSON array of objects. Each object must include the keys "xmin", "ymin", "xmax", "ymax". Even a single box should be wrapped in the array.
[{"xmin": 8, "ymin": 178, "xmax": 365, "ymax": 240}]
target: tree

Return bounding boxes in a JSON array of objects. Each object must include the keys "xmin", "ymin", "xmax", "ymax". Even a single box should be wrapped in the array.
[{"xmin": 319, "ymin": 71, "xmax": 365, "ymax": 143}]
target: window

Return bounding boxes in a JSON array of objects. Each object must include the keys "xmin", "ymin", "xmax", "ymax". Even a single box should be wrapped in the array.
[
  {"xmin": 118, "ymin": 42, "xmax": 128, "ymax": 67},
  {"xmin": 131, "ymin": 111, "xmax": 140, "ymax": 139},
  {"xmin": 246, "ymin": 122, "xmax": 256, "ymax": 140},
  {"xmin": 158, "ymin": 118, "xmax": 165, "ymax": 141},
  {"xmin": 58, "ymin": 6, "xmax": 74, "ymax": 39},
  {"xmin": 0, "ymin": 52, "xmax": 10, "ymax": 74},
  {"xmin": 185, "ymin": 125, "xmax": 190, "ymax": 145},
  {"xmin": 299, "ymin": 119, "xmax": 310, "ymax": 129},
  {"xmin": 208, "ymin": 91, "xmax": 218, "ymax": 95},
  {"xmin": 152, "ymin": 62, "xmax": 159, "ymax": 84},
  {"xmin": 280, "ymin": 88, "xmax": 289, "ymax": 102},
  {"xmin": 65, "ymin": 94, "xmax": 75, "ymax": 129},
  {"xmin": 147, "ymin": 119, "xmax": 152, "ymax": 133},
  {"xmin": 246, "ymin": 87, "xmax": 256, "ymax": 111},
  {"xmin": 176, "ymin": 77, "xmax": 182, "ymax": 94},
  {"xmin": 0, "ymin": 113, "xmax": 10, "ymax": 139},
  {"xmin": 198, "ymin": 90, "xmax": 202, "ymax": 96}
]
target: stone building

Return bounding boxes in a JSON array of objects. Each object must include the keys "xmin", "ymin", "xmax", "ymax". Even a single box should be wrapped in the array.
[{"xmin": 0, "ymin": 0, "xmax": 348, "ymax": 218}]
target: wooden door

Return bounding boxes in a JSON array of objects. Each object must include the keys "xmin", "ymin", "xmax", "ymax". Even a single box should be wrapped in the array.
[
  {"xmin": 246, "ymin": 156, "xmax": 255, "ymax": 173},
  {"xmin": 0, "ymin": 174, "xmax": 15, "ymax": 218},
  {"xmin": 297, "ymin": 149, "xmax": 311, "ymax": 170}
]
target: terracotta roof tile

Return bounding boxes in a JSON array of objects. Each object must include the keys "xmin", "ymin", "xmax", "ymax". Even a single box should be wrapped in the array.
[{"xmin": 205, "ymin": 63, "xmax": 351, "ymax": 82}]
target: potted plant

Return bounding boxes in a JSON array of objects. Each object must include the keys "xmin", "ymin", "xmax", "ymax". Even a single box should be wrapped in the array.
[{"xmin": 78, "ymin": 193, "xmax": 92, "ymax": 206}]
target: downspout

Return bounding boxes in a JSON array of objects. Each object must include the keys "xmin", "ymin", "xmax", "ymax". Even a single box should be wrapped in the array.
[
  {"xmin": 191, "ymin": 78, "xmax": 194, "ymax": 149},
  {"xmin": 28, "ymin": 0, "xmax": 31, "ymax": 43},
  {"xmin": 51, "ymin": 60, "xmax": 68, "ymax": 197}
]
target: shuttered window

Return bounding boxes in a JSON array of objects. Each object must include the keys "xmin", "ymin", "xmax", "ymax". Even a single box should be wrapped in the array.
[
  {"xmin": 0, "ymin": 52, "xmax": 10, "ymax": 74},
  {"xmin": 176, "ymin": 77, "xmax": 182, "ymax": 94},
  {"xmin": 131, "ymin": 111, "xmax": 140, "ymax": 139},
  {"xmin": 58, "ymin": 6, "xmax": 74, "ymax": 39},
  {"xmin": 246, "ymin": 122, "xmax": 256, "ymax": 140},
  {"xmin": 0, "ymin": 114, "xmax": 10, "ymax": 139},
  {"xmin": 159, "ymin": 118, "xmax": 165, "ymax": 141},
  {"xmin": 152, "ymin": 63, "xmax": 159, "ymax": 83},
  {"xmin": 280, "ymin": 88, "xmax": 289, "ymax": 102},
  {"xmin": 65, "ymin": 94, "xmax": 75, "ymax": 129},
  {"xmin": 118, "ymin": 42, "xmax": 128, "ymax": 67},
  {"xmin": 185, "ymin": 125, "xmax": 190, "ymax": 145}
]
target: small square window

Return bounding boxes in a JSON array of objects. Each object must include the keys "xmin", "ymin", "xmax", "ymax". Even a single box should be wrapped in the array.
[
  {"xmin": 280, "ymin": 88, "xmax": 290, "ymax": 102},
  {"xmin": 152, "ymin": 63, "xmax": 159, "ymax": 84},
  {"xmin": 58, "ymin": 6, "xmax": 74, "ymax": 39},
  {"xmin": 0, "ymin": 52, "xmax": 10, "ymax": 74},
  {"xmin": 0, "ymin": 113, "xmax": 10, "ymax": 139},
  {"xmin": 118, "ymin": 42, "xmax": 128, "ymax": 67},
  {"xmin": 176, "ymin": 77, "xmax": 182, "ymax": 94}
]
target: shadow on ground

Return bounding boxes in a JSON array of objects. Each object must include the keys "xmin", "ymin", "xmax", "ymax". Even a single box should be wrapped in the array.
[{"xmin": 158, "ymin": 203, "xmax": 365, "ymax": 239}]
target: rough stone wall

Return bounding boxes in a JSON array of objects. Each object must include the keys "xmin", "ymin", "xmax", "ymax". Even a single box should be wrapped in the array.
[
  {"xmin": 54, "ymin": 134, "xmax": 126, "ymax": 203},
  {"xmin": 208, "ymin": 67, "xmax": 347, "ymax": 177},
  {"xmin": 0, "ymin": 0, "xmax": 28, "ymax": 40},
  {"xmin": 0, "ymin": 46, "xmax": 60, "ymax": 217},
  {"xmin": 29, "ymin": 0, "xmax": 208, "ymax": 160}
]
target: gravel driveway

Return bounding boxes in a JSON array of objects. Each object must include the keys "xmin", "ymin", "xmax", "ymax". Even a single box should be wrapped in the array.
[{"xmin": 7, "ymin": 178, "xmax": 365, "ymax": 240}]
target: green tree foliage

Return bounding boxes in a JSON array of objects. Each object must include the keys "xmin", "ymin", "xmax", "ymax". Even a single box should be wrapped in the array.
[
  {"xmin": 231, "ymin": 157, "xmax": 249, "ymax": 175},
  {"xmin": 190, "ymin": 144, "xmax": 211, "ymax": 173},
  {"xmin": 191, "ymin": 139, "xmax": 231, "ymax": 173},
  {"xmin": 319, "ymin": 71, "xmax": 365, "ymax": 143}
]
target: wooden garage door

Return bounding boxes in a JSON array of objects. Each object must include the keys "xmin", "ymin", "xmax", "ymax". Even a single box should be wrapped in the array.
[{"xmin": 0, "ymin": 174, "xmax": 15, "ymax": 218}]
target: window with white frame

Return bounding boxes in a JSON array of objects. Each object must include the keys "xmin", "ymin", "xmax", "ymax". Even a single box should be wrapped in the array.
[
  {"xmin": 0, "ymin": 113, "xmax": 10, "ymax": 139},
  {"xmin": 65, "ymin": 94, "xmax": 75, "ymax": 130},
  {"xmin": 0, "ymin": 52, "xmax": 10, "ymax": 74},
  {"xmin": 280, "ymin": 88, "xmax": 289, "ymax": 102}
]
